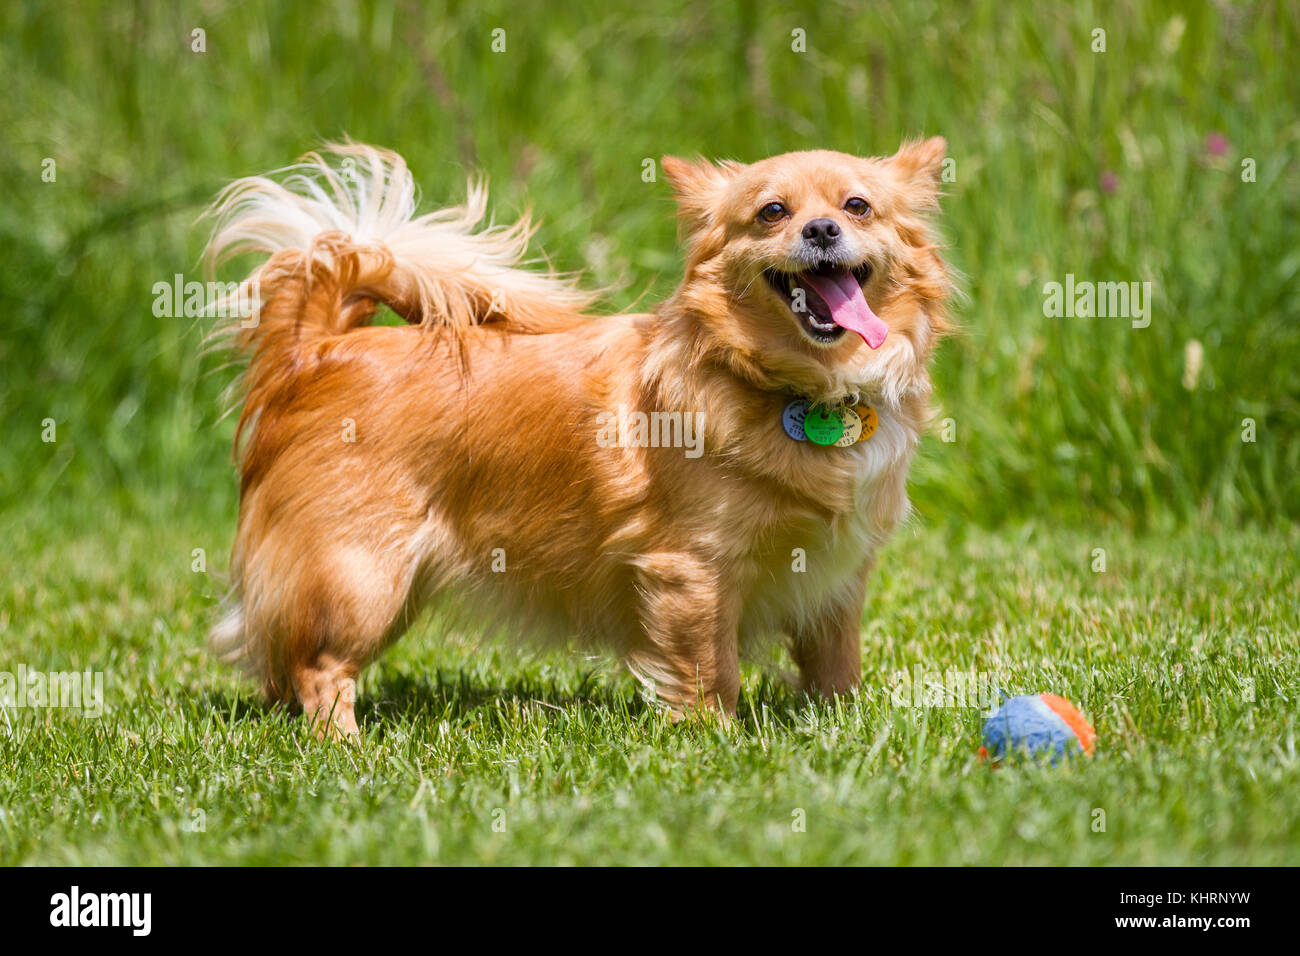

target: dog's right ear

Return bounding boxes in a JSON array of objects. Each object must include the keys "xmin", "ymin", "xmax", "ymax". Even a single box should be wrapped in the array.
[{"xmin": 661, "ymin": 155, "xmax": 745, "ymax": 234}]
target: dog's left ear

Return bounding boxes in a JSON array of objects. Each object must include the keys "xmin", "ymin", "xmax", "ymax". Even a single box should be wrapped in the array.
[
  {"xmin": 661, "ymin": 155, "xmax": 745, "ymax": 233},
  {"xmin": 887, "ymin": 136, "xmax": 947, "ymax": 193}
]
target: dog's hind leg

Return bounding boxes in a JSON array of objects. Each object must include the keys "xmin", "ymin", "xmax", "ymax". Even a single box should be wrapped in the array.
[
  {"xmin": 291, "ymin": 652, "xmax": 362, "ymax": 740},
  {"xmin": 243, "ymin": 536, "xmax": 421, "ymax": 741}
]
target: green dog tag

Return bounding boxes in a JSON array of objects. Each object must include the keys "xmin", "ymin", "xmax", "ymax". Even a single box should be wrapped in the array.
[{"xmin": 803, "ymin": 406, "xmax": 844, "ymax": 446}]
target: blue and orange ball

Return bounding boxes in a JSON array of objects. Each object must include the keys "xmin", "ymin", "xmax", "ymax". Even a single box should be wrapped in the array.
[{"xmin": 979, "ymin": 694, "xmax": 1096, "ymax": 765}]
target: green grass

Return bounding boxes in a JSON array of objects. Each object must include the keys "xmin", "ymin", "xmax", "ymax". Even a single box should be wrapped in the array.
[
  {"xmin": 1, "ymin": 502, "xmax": 1296, "ymax": 865},
  {"xmin": 1, "ymin": 1, "xmax": 1297, "ymax": 865},
  {"xmin": 2, "ymin": 0, "xmax": 1298, "ymax": 525}
]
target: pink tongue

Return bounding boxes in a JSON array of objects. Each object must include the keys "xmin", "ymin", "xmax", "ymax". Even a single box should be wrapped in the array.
[{"xmin": 802, "ymin": 271, "xmax": 889, "ymax": 349}]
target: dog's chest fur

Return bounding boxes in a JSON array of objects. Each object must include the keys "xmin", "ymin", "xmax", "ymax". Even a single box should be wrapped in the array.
[{"xmin": 721, "ymin": 402, "xmax": 917, "ymax": 641}]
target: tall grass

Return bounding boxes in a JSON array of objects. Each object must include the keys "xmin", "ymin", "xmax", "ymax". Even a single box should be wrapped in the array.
[{"xmin": 2, "ymin": 0, "xmax": 1297, "ymax": 528}]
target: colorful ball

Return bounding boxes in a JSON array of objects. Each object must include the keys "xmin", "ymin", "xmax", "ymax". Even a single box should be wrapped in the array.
[{"xmin": 979, "ymin": 694, "xmax": 1095, "ymax": 765}]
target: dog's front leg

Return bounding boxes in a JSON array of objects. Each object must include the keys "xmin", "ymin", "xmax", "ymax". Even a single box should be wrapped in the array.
[
  {"xmin": 629, "ymin": 553, "xmax": 740, "ymax": 719},
  {"xmin": 789, "ymin": 567, "xmax": 868, "ymax": 699}
]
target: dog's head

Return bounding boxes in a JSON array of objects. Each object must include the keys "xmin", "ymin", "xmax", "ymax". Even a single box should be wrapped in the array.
[{"xmin": 661, "ymin": 139, "xmax": 952, "ymax": 405}]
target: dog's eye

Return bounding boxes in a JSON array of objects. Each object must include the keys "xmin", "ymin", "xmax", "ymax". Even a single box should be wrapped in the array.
[
  {"xmin": 757, "ymin": 202, "xmax": 788, "ymax": 223},
  {"xmin": 844, "ymin": 197, "xmax": 871, "ymax": 217}
]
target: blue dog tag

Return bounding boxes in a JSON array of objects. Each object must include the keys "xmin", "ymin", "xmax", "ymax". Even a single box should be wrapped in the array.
[{"xmin": 782, "ymin": 399, "xmax": 811, "ymax": 441}]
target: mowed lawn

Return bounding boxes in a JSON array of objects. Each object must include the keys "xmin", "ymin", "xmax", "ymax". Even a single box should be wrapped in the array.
[{"xmin": 2, "ymin": 505, "xmax": 1295, "ymax": 865}]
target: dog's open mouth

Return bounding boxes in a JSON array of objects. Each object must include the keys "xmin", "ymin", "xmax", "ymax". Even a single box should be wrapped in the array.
[{"xmin": 764, "ymin": 261, "xmax": 889, "ymax": 348}]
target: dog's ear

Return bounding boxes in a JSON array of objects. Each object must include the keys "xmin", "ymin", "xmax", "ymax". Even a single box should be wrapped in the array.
[
  {"xmin": 887, "ymin": 136, "xmax": 947, "ymax": 195},
  {"xmin": 661, "ymin": 155, "xmax": 745, "ymax": 233}
]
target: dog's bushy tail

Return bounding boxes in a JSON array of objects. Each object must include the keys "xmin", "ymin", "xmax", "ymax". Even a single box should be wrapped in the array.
[{"xmin": 202, "ymin": 142, "xmax": 595, "ymax": 350}]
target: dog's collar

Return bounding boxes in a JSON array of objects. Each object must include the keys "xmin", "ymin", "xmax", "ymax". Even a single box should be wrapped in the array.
[{"xmin": 781, "ymin": 395, "xmax": 878, "ymax": 446}]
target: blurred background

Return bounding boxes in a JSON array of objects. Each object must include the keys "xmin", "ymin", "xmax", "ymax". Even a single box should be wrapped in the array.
[{"xmin": 2, "ymin": 0, "xmax": 1297, "ymax": 535}]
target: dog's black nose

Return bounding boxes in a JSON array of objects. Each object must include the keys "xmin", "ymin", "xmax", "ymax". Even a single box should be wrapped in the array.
[{"xmin": 801, "ymin": 217, "xmax": 841, "ymax": 248}]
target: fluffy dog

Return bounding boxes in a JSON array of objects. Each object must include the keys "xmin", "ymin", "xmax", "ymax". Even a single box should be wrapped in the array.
[{"xmin": 203, "ymin": 139, "xmax": 952, "ymax": 736}]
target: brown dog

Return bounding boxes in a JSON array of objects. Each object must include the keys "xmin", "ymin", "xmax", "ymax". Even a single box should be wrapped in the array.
[{"xmin": 204, "ymin": 140, "xmax": 952, "ymax": 737}]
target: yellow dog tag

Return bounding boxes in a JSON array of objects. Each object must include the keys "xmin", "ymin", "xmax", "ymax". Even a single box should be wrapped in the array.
[{"xmin": 854, "ymin": 404, "xmax": 878, "ymax": 442}]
